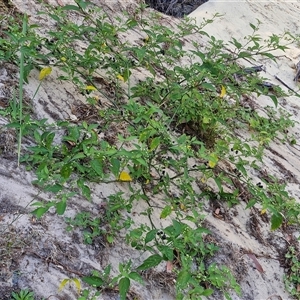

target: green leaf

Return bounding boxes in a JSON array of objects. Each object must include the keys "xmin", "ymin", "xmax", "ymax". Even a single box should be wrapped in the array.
[
  {"xmin": 110, "ymin": 158, "xmax": 120, "ymax": 177},
  {"xmin": 119, "ymin": 277, "xmax": 130, "ymax": 300},
  {"xmin": 82, "ymin": 276, "xmax": 104, "ymax": 287},
  {"xmin": 32, "ymin": 207, "xmax": 49, "ymax": 218},
  {"xmin": 249, "ymin": 23, "xmax": 257, "ymax": 31},
  {"xmin": 149, "ymin": 137, "xmax": 160, "ymax": 151},
  {"xmin": 245, "ymin": 198, "xmax": 257, "ymax": 209},
  {"xmin": 60, "ymin": 163, "xmax": 73, "ymax": 179},
  {"xmin": 61, "ymin": 5, "xmax": 81, "ymax": 11},
  {"xmin": 76, "ymin": 0, "xmax": 91, "ymax": 10},
  {"xmin": 71, "ymin": 153, "xmax": 86, "ymax": 161},
  {"xmin": 261, "ymin": 52, "xmax": 275, "ymax": 60},
  {"xmin": 269, "ymin": 95, "xmax": 278, "ymax": 107},
  {"xmin": 45, "ymin": 184, "xmax": 63, "ymax": 193},
  {"xmin": 200, "ymin": 82, "xmax": 216, "ymax": 92},
  {"xmin": 231, "ymin": 38, "xmax": 242, "ymax": 49},
  {"xmin": 202, "ymin": 289, "xmax": 214, "ymax": 296},
  {"xmin": 90, "ymin": 159, "xmax": 103, "ymax": 176},
  {"xmin": 136, "ymin": 254, "xmax": 163, "ymax": 271},
  {"xmin": 145, "ymin": 229, "xmax": 157, "ymax": 244},
  {"xmin": 128, "ymin": 272, "xmax": 143, "ymax": 284},
  {"xmin": 238, "ymin": 51, "xmax": 251, "ymax": 59},
  {"xmin": 81, "ymin": 184, "xmax": 91, "ymax": 200},
  {"xmin": 23, "ymin": 64, "xmax": 34, "ymax": 83},
  {"xmin": 160, "ymin": 205, "xmax": 172, "ymax": 219},
  {"xmin": 157, "ymin": 245, "xmax": 174, "ymax": 261},
  {"xmin": 56, "ymin": 199, "xmax": 67, "ymax": 215},
  {"xmin": 271, "ymin": 213, "xmax": 283, "ymax": 230},
  {"xmin": 177, "ymin": 270, "xmax": 191, "ymax": 289}
]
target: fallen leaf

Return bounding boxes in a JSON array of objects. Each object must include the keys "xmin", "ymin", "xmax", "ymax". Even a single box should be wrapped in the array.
[
  {"xmin": 220, "ymin": 85, "xmax": 226, "ymax": 98},
  {"xmin": 85, "ymin": 85, "xmax": 96, "ymax": 91},
  {"xmin": 118, "ymin": 171, "xmax": 132, "ymax": 182},
  {"xmin": 58, "ymin": 278, "xmax": 70, "ymax": 291},
  {"xmin": 179, "ymin": 203, "xmax": 186, "ymax": 211},
  {"xmin": 261, "ymin": 208, "xmax": 267, "ymax": 214},
  {"xmin": 247, "ymin": 253, "xmax": 264, "ymax": 273},
  {"xmin": 57, "ymin": 0, "xmax": 64, "ymax": 6},
  {"xmin": 166, "ymin": 261, "xmax": 173, "ymax": 273},
  {"xmin": 208, "ymin": 153, "xmax": 218, "ymax": 168},
  {"xmin": 39, "ymin": 66, "xmax": 52, "ymax": 81},
  {"xmin": 116, "ymin": 74, "xmax": 124, "ymax": 81}
]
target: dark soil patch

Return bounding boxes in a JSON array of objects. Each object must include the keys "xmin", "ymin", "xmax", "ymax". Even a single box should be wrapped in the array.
[{"xmin": 145, "ymin": 0, "xmax": 209, "ymax": 18}]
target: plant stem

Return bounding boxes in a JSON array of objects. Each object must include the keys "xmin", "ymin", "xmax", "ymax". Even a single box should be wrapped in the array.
[{"xmin": 17, "ymin": 14, "xmax": 28, "ymax": 166}]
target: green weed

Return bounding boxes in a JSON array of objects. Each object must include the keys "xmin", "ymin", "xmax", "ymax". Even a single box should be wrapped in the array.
[
  {"xmin": 11, "ymin": 289, "xmax": 34, "ymax": 300},
  {"xmin": 0, "ymin": 0, "xmax": 299, "ymax": 299}
]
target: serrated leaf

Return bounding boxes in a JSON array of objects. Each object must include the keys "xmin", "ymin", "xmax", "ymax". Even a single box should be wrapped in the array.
[
  {"xmin": 72, "ymin": 278, "xmax": 81, "ymax": 294},
  {"xmin": 118, "ymin": 171, "xmax": 132, "ymax": 182},
  {"xmin": 158, "ymin": 245, "xmax": 174, "ymax": 261},
  {"xmin": 160, "ymin": 205, "xmax": 172, "ymax": 219},
  {"xmin": 145, "ymin": 229, "xmax": 157, "ymax": 244},
  {"xmin": 149, "ymin": 137, "xmax": 160, "ymax": 151},
  {"xmin": 71, "ymin": 153, "xmax": 86, "ymax": 161},
  {"xmin": 82, "ymin": 276, "xmax": 104, "ymax": 287},
  {"xmin": 219, "ymin": 85, "xmax": 226, "ymax": 98},
  {"xmin": 81, "ymin": 184, "xmax": 91, "ymax": 200},
  {"xmin": 90, "ymin": 159, "xmax": 103, "ymax": 176},
  {"xmin": 110, "ymin": 158, "xmax": 120, "ymax": 177},
  {"xmin": 58, "ymin": 278, "xmax": 70, "ymax": 292},
  {"xmin": 60, "ymin": 163, "xmax": 73, "ymax": 179},
  {"xmin": 136, "ymin": 254, "xmax": 163, "ymax": 271},
  {"xmin": 128, "ymin": 272, "xmax": 143, "ymax": 284},
  {"xmin": 177, "ymin": 270, "xmax": 191, "ymax": 289},
  {"xmin": 271, "ymin": 213, "xmax": 283, "ymax": 230},
  {"xmin": 119, "ymin": 277, "xmax": 130, "ymax": 300},
  {"xmin": 39, "ymin": 66, "xmax": 52, "ymax": 80}
]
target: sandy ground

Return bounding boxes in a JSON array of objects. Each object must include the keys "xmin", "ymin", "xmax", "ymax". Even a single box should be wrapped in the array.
[{"xmin": 0, "ymin": 0, "xmax": 300, "ymax": 300}]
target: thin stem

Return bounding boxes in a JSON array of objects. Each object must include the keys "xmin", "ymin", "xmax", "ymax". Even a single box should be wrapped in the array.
[{"xmin": 17, "ymin": 14, "xmax": 28, "ymax": 166}]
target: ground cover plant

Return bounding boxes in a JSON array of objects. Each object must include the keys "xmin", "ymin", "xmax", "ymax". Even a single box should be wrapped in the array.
[{"xmin": 1, "ymin": 0, "xmax": 300, "ymax": 299}]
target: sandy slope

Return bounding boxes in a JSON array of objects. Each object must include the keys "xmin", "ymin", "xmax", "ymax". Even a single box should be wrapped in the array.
[{"xmin": 0, "ymin": 1, "xmax": 300, "ymax": 300}]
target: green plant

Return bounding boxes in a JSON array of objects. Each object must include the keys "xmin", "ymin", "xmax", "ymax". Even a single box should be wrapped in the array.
[
  {"xmin": 11, "ymin": 289, "xmax": 34, "ymax": 300},
  {"xmin": 78, "ymin": 289, "xmax": 101, "ymax": 300},
  {"xmin": 284, "ymin": 246, "xmax": 300, "ymax": 299},
  {"xmin": 66, "ymin": 212, "xmax": 102, "ymax": 244},
  {"xmin": 82, "ymin": 262, "xmax": 142, "ymax": 300},
  {"xmin": 1, "ymin": 0, "xmax": 299, "ymax": 299}
]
